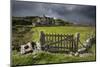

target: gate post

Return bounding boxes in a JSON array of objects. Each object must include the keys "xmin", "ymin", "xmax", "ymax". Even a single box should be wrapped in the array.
[
  {"xmin": 74, "ymin": 33, "xmax": 80, "ymax": 52},
  {"xmin": 40, "ymin": 31, "xmax": 45, "ymax": 50}
]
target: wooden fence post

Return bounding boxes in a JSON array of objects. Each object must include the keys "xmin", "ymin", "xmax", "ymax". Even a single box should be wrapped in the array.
[
  {"xmin": 58, "ymin": 34, "xmax": 60, "ymax": 50},
  {"xmin": 74, "ymin": 33, "xmax": 80, "ymax": 52},
  {"xmin": 40, "ymin": 31, "xmax": 45, "ymax": 50}
]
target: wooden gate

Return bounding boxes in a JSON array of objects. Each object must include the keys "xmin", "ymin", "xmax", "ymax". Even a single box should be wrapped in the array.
[{"xmin": 40, "ymin": 31, "xmax": 79, "ymax": 53}]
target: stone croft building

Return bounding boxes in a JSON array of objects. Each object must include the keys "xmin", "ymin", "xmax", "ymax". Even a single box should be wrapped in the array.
[{"xmin": 33, "ymin": 15, "xmax": 55, "ymax": 26}]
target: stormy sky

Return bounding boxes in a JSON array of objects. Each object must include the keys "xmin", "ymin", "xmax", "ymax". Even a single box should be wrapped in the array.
[{"xmin": 12, "ymin": 0, "xmax": 96, "ymax": 25}]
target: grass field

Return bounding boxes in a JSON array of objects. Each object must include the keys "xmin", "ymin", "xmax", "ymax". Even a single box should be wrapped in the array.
[
  {"xmin": 32, "ymin": 26, "xmax": 95, "ymax": 43},
  {"xmin": 12, "ymin": 26, "xmax": 96, "ymax": 66}
]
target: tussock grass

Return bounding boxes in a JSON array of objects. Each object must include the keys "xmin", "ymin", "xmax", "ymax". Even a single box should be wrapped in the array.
[{"xmin": 12, "ymin": 50, "xmax": 96, "ymax": 66}]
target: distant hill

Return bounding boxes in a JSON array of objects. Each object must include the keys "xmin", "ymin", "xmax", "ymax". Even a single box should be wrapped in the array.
[
  {"xmin": 12, "ymin": 15, "xmax": 73, "ymax": 26},
  {"xmin": 12, "ymin": 15, "xmax": 94, "ymax": 27}
]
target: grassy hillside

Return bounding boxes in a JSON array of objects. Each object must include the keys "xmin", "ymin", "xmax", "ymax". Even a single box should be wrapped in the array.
[
  {"xmin": 32, "ymin": 26, "xmax": 95, "ymax": 43},
  {"xmin": 12, "ymin": 26, "xmax": 96, "ymax": 66}
]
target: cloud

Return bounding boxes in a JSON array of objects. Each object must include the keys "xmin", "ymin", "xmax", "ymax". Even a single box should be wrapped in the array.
[{"xmin": 12, "ymin": 1, "xmax": 96, "ymax": 24}]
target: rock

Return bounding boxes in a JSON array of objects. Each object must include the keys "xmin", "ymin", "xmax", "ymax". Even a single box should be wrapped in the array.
[
  {"xmin": 36, "ymin": 42, "xmax": 41, "ymax": 51},
  {"xmin": 27, "ymin": 42, "xmax": 33, "ymax": 50},
  {"xmin": 20, "ymin": 42, "xmax": 33, "ymax": 54},
  {"xmin": 83, "ymin": 38, "xmax": 91, "ymax": 48},
  {"xmin": 20, "ymin": 45, "xmax": 26, "ymax": 54},
  {"xmin": 79, "ymin": 53, "xmax": 93, "ymax": 57},
  {"xmin": 74, "ymin": 52, "xmax": 79, "ymax": 56},
  {"xmin": 69, "ymin": 52, "xmax": 75, "ymax": 56},
  {"xmin": 78, "ymin": 48, "xmax": 87, "ymax": 53}
]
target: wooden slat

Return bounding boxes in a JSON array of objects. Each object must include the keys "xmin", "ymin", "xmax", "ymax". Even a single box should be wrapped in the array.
[
  {"xmin": 58, "ymin": 34, "xmax": 60, "ymax": 50},
  {"xmin": 40, "ymin": 31, "xmax": 78, "ymax": 53},
  {"xmin": 64, "ymin": 34, "xmax": 66, "ymax": 51},
  {"xmin": 60, "ymin": 34, "xmax": 62, "ymax": 50}
]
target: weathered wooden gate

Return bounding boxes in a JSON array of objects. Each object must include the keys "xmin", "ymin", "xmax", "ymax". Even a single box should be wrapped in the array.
[{"xmin": 40, "ymin": 31, "xmax": 79, "ymax": 53}]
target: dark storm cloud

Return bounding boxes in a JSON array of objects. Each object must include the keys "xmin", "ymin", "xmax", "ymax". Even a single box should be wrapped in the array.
[{"xmin": 12, "ymin": 0, "xmax": 96, "ymax": 24}]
